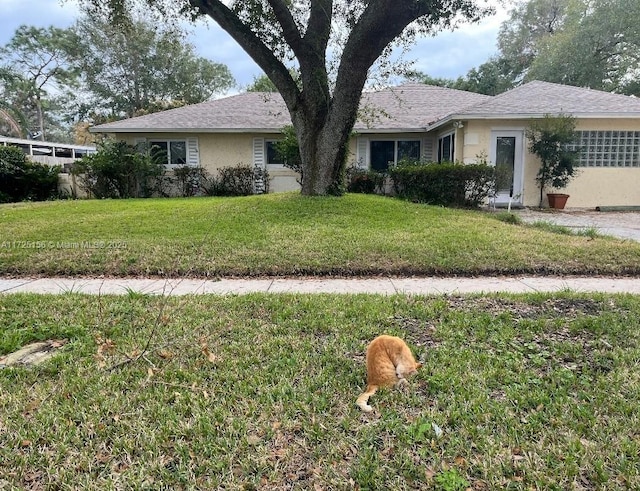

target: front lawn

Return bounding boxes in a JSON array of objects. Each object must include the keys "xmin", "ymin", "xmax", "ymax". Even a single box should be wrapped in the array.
[
  {"xmin": 1, "ymin": 293, "xmax": 638, "ymax": 489},
  {"xmin": 1, "ymin": 193, "xmax": 640, "ymax": 277}
]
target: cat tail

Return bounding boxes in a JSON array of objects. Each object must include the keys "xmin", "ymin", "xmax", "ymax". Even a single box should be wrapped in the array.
[{"xmin": 356, "ymin": 384, "xmax": 378, "ymax": 412}]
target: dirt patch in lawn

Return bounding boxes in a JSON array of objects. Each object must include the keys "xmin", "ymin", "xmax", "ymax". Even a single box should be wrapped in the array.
[{"xmin": 0, "ymin": 339, "xmax": 67, "ymax": 368}]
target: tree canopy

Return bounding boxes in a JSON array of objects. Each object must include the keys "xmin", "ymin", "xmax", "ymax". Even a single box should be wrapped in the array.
[
  {"xmin": 72, "ymin": 16, "xmax": 235, "ymax": 119},
  {"xmin": 76, "ymin": 0, "xmax": 492, "ymax": 195},
  {"xmin": 0, "ymin": 17, "xmax": 235, "ymax": 142},
  {"xmin": 418, "ymin": 0, "xmax": 640, "ymax": 96},
  {"xmin": 0, "ymin": 25, "xmax": 79, "ymax": 141}
]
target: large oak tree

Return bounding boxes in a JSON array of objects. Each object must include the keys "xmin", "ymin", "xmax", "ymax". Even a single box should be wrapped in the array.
[{"xmin": 78, "ymin": 0, "xmax": 491, "ymax": 195}]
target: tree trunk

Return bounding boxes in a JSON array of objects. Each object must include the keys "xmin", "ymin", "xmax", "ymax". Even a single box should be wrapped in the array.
[
  {"xmin": 294, "ymin": 109, "xmax": 351, "ymax": 196},
  {"xmin": 36, "ymin": 97, "xmax": 45, "ymax": 140},
  {"xmin": 189, "ymin": 0, "xmax": 471, "ymax": 195}
]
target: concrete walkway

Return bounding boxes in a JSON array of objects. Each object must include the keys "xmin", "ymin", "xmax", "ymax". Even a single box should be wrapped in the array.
[
  {"xmin": 514, "ymin": 209, "xmax": 640, "ymax": 242},
  {"xmin": 2, "ymin": 276, "xmax": 640, "ymax": 295}
]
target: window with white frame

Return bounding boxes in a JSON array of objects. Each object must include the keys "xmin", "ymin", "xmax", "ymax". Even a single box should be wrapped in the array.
[
  {"xmin": 369, "ymin": 139, "xmax": 421, "ymax": 171},
  {"xmin": 438, "ymin": 132, "xmax": 455, "ymax": 163},
  {"xmin": 149, "ymin": 140, "xmax": 187, "ymax": 167},
  {"xmin": 565, "ymin": 130, "xmax": 640, "ymax": 167}
]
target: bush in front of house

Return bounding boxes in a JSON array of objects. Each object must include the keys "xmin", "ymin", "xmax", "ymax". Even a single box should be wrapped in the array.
[
  {"xmin": 72, "ymin": 139, "xmax": 269, "ymax": 199},
  {"xmin": 173, "ymin": 165, "xmax": 209, "ymax": 197},
  {"xmin": 346, "ymin": 166, "xmax": 386, "ymax": 194},
  {"xmin": 71, "ymin": 140, "xmax": 164, "ymax": 199},
  {"xmin": 389, "ymin": 160, "xmax": 495, "ymax": 208},
  {"xmin": 199, "ymin": 164, "xmax": 270, "ymax": 197},
  {"xmin": 0, "ymin": 146, "xmax": 61, "ymax": 203}
]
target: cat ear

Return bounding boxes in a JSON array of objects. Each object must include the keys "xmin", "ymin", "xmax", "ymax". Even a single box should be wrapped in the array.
[{"xmin": 415, "ymin": 362, "xmax": 422, "ymax": 370}]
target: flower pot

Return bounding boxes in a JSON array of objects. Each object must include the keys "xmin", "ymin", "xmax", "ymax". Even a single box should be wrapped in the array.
[{"xmin": 547, "ymin": 193, "xmax": 569, "ymax": 209}]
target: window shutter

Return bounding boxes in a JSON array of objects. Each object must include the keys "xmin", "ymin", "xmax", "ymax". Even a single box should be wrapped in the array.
[
  {"xmin": 422, "ymin": 137, "xmax": 435, "ymax": 161},
  {"xmin": 253, "ymin": 137, "xmax": 266, "ymax": 194},
  {"xmin": 186, "ymin": 137, "xmax": 199, "ymax": 167},
  {"xmin": 356, "ymin": 137, "xmax": 368, "ymax": 169},
  {"xmin": 253, "ymin": 137, "xmax": 266, "ymax": 168},
  {"xmin": 134, "ymin": 137, "xmax": 146, "ymax": 153}
]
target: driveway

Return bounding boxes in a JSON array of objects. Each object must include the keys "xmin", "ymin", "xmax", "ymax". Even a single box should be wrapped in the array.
[{"xmin": 513, "ymin": 209, "xmax": 640, "ymax": 242}]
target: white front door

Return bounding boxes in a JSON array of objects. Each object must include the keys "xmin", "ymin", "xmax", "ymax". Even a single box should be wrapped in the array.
[{"xmin": 490, "ymin": 130, "xmax": 524, "ymax": 206}]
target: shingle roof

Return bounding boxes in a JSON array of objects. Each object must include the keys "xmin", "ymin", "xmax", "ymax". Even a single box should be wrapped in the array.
[
  {"xmin": 91, "ymin": 80, "xmax": 640, "ymax": 134},
  {"xmin": 458, "ymin": 81, "xmax": 640, "ymax": 117},
  {"xmin": 356, "ymin": 83, "xmax": 491, "ymax": 130},
  {"xmin": 92, "ymin": 92, "xmax": 292, "ymax": 133},
  {"xmin": 91, "ymin": 83, "xmax": 491, "ymax": 133}
]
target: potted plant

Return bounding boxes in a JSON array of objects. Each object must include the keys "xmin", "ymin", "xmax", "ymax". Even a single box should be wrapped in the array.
[{"xmin": 526, "ymin": 114, "xmax": 580, "ymax": 209}]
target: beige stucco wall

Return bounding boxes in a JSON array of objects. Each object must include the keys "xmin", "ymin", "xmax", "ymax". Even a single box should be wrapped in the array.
[
  {"xmin": 459, "ymin": 118, "xmax": 640, "ymax": 208},
  {"xmin": 113, "ymin": 118, "xmax": 640, "ymax": 207},
  {"xmin": 119, "ymin": 132, "xmax": 256, "ymax": 171},
  {"xmin": 117, "ymin": 132, "xmax": 301, "ymax": 193}
]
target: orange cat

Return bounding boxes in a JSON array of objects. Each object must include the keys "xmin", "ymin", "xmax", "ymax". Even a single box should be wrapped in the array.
[{"xmin": 356, "ymin": 334, "xmax": 422, "ymax": 412}]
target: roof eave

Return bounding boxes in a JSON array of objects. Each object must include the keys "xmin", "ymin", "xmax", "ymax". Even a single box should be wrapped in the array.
[
  {"xmin": 353, "ymin": 127, "xmax": 429, "ymax": 134},
  {"xmin": 427, "ymin": 111, "xmax": 640, "ymax": 131},
  {"xmin": 89, "ymin": 127, "xmax": 289, "ymax": 134},
  {"xmin": 455, "ymin": 112, "xmax": 640, "ymax": 120}
]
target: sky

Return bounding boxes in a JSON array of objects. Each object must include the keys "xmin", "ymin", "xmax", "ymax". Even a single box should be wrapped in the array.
[{"xmin": 0, "ymin": 0, "xmax": 511, "ymax": 92}]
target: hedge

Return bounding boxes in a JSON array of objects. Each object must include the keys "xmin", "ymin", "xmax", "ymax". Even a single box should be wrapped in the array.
[{"xmin": 389, "ymin": 162, "xmax": 495, "ymax": 208}]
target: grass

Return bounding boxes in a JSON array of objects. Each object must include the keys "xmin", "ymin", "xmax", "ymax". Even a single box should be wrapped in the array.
[
  {"xmin": 2, "ymin": 194, "xmax": 639, "ymax": 488},
  {"xmin": 1, "ymin": 292, "xmax": 639, "ymax": 489},
  {"xmin": 1, "ymin": 193, "xmax": 640, "ymax": 277}
]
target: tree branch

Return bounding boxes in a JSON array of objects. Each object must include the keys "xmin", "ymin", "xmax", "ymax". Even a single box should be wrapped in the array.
[
  {"xmin": 305, "ymin": 0, "xmax": 333, "ymax": 53},
  {"xmin": 265, "ymin": 0, "xmax": 304, "ymax": 55},
  {"xmin": 330, "ymin": 0, "xmax": 429, "ymax": 127},
  {"xmin": 190, "ymin": 0, "xmax": 300, "ymax": 107}
]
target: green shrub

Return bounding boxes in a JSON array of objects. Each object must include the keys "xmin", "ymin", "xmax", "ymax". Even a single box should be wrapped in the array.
[
  {"xmin": 205, "ymin": 164, "xmax": 269, "ymax": 197},
  {"xmin": 252, "ymin": 166, "xmax": 270, "ymax": 195},
  {"xmin": 527, "ymin": 114, "xmax": 580, "ymax": 207},
  {"xmin": 274, "ymin": 126, "xmax": 302, "ymax": 179},
  {"xmin": 173, "ymin": 165, "xmax": 209, "ymax": 197},
  {"xmin": 389, "ymin": 161, "xmax": 495, "ymax": 208},
  {"xmin": 346, "ymin": 166, "xmax": 386, "ymax": 194},
  {"xmin": 71, "ymin": 140, "xmax": 164, "ymax": 199},
  {"xmin": 0, "ymin": 146, "xmax": 61, "ymax": 203}
]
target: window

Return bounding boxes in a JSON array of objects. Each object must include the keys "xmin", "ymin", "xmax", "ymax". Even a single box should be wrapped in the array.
[
  {"xmin": 495, "ymin": 136, "xmax": 516, "ymax": 196},
  {"xmin": 369, "ymin": 139, "xmax": 421, "ymax": 171},
  {"xmin": 149, "ymin": 140, "xmax": 187, "ymax": 167},
  {"xmin": 566, "ymin": 131, "xmax": 640, "ymax": 167},
  {"xmin": 438, "ymin": 133, "xmax": 455, "ymax": 163},
  {"xmin": 265, "ymin": 140, "xmax": 285, "ymax": 166}
]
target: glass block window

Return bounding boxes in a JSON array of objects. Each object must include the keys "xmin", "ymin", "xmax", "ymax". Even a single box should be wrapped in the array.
[{"xmin": 567, "ymin": 131, "xmax": 640, "ymax": 167}]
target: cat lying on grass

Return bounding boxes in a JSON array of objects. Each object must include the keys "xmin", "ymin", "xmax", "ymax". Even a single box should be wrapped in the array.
[{"xmin": 356, "ymin": 334, "xmax": 422, "ymax": 412}]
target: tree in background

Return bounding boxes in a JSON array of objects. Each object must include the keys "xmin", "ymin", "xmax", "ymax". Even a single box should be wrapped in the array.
[
  {"xmin": 72, "ymin": 15, "xmax": 235, "ymax": 119},
  {"xmin": 0, "ymin": 100, "xmax": 29, "ymax": 139},
  {"xmin": 246, "ymin": 74, "xmax": 278, "ymax": 93},
  {"xmin": 525, "ymin": 0, "xmax": 640, "ymax": 94},
  {"xmin": 413, "ymin": 0, "xmax": 640, "ymax": 97},
  {"xmin": 77, "ymin": 0, "xmax": 492, "ymax": 196},
  {"xmin": 0, "ymin": 26, "xmax": 80, "ymax": 141},
  {"xmin": 496, "ymin": 0, "xmax": 570, "ymax": 86},
  {"xmin": 407, "ymin": 57, "xmax": 514, "ymax": 96}
]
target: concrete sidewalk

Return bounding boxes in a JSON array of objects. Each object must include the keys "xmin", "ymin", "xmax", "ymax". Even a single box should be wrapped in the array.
[{"xmin": 2, "ymin": 276, "xmax": 640, "ymax": 295}]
